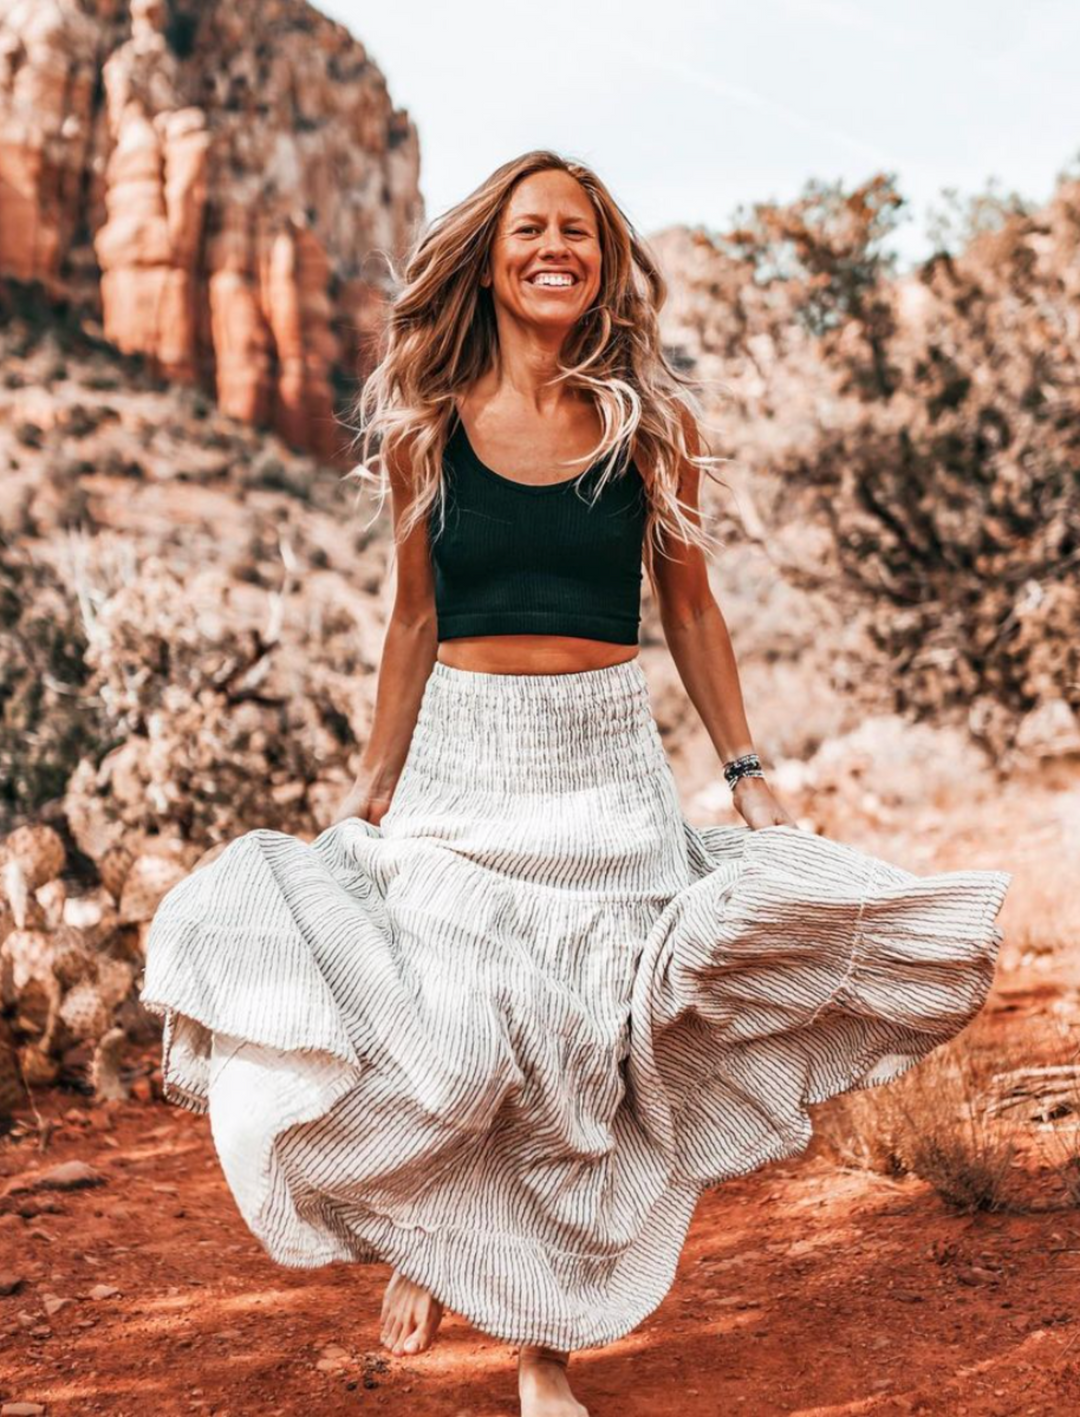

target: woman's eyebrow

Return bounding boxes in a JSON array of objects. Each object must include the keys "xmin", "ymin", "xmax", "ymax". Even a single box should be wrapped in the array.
[{"xmin": 511, "ymin": 212, "xmax": 593, "ymax": 224}]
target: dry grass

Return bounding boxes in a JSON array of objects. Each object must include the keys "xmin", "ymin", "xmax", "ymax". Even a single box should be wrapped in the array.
[
  {"xmin": 814, "ymin": 1041, "xmax": 1018, "ymax": 1212},
  {"xmin": 812, "ymin": 1013, "xmax": 1080, "ymax": 1215}
]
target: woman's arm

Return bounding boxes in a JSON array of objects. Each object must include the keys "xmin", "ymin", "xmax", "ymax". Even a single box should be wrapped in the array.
[
  {"xmin": 651, "ymin": 412, "xmax": 795, "ymax": 830},
  {"xmin": 331, "ymin": 437, "xmax": 439, "ymax": 827}
]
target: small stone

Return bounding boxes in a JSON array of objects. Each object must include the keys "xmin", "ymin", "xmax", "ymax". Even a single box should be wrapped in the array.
[
  {"xmin": 0, "ymin": 1273, "xmax": 25, "ymax": 1296},
  {"xmin": 2, "ymin": 1403, "xmax": 47, "ymax": 1415},
  {"xmin": 42, "ymin": 1293, "xmax": 71, "ymax": 1317},
  {"xmin": 4, "ymin": 1161, "xmax": 105, "ymax": 1196},
  {"xmin": 955, "ymin": 1264, "xmax": 998, "ymax": 1286},
  {"xmin": 86, "ymin": 1283, "xmax": 119, "ymax": 1301}
]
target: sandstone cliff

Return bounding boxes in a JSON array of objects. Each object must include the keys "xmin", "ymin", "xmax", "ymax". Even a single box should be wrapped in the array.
[{"xmin": 0, "ymin": 0, "xmax": 422, "ymax": 462}]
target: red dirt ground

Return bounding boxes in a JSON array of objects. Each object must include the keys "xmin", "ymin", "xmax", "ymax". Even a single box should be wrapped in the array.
[
  {"xmin": 3, "ymin": 770, "xmax": 1079, "ymax": 1416},
  {"xmin": 4, "ymin": 1018, "xmax": 1080, "ymax": 1417}
]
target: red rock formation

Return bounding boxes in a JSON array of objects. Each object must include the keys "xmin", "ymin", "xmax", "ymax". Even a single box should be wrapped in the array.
[{"xmin": 0, "ymin": 0, "xmax": 422, "ymax": 464}]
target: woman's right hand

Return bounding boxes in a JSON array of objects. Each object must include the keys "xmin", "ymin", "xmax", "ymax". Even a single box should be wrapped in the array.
[{"xmin": 330, "ymin": 777, "xmax": 397, "ymax": 828}]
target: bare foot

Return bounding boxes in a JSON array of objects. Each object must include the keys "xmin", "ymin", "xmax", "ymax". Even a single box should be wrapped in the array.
[
  {"xmin": 379, "ymin": 1268, "xmax": 444, "ymax": 1355},
  {"xmin": 517, "ymin": 1344, "xmax": 590, "ymax": 1416}
]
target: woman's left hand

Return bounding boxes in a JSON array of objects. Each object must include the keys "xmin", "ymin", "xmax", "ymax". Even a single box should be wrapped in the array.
[{"xmin": 731, "ymin": 776, "xmax": 798, "ymax": 830}]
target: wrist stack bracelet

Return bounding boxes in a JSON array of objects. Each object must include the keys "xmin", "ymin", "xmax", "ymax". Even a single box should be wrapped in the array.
[{"xmin": 723, "ymin": 752, "xmax": 765, "ymax": 791}]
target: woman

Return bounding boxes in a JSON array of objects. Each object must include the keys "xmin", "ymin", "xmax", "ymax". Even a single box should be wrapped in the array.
[{"xmin": 141, "ymin": 151, "xmax": 1012, "ymax": 1417}]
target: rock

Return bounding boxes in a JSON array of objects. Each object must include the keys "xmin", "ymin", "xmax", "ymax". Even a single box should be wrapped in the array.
[
  {"xmin": 4, "ymin": 1161, "xmax": 105, "ymax": 1196},
  {"xmin": 87, "ymin": 1283, "xmax": 120, "ymax": 1300},
  {"xmin": 0, "ymin": 1272, "xmax": 26, "ymax": 1295},
  {"xmin": 41, "ymin": 1293, "xmax": 71, "ymax": 1316},
  {"xmin": 955, "ymin": 1264, "xmax": 999, "ymax": 1286},
  {"xmin": 0, "ymin": 0, "xmax": 421, "ymax": 463},
  {"xmin": 2, "ymin": 1403, "xmax": 48, "ymax": 1415}
]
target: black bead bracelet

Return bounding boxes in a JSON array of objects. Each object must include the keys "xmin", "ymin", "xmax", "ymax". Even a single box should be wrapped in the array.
[{"xmin": 723, "ymin": 752, "xmax": 765, "ymax": 790}]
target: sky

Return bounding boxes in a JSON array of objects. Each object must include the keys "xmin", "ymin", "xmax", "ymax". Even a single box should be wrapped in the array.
[{"xmin": 322, "ymin": 0, "xmax": 1080, "ymax": 273}]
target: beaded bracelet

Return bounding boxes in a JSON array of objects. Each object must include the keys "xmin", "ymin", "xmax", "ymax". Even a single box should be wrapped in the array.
[{"xmin": 723, "ymin": 752, "xmax": 765, "ymax": 791}]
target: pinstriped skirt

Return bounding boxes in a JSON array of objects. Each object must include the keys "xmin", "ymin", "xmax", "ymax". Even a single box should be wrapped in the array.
[{"xmin": 139, "ymin": 658, "xmax": 1012, "ymax": 1351}]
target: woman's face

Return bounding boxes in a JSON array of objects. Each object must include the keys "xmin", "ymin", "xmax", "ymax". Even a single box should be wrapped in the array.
[{"xmin": 482, "ymin": 169, "xmax": 602, "ymax": 337}]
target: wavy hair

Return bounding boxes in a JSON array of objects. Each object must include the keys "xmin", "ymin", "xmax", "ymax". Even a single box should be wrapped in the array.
[{"xmin": 342, "ymin": 149, "xmax": 732, "ymax": 588}]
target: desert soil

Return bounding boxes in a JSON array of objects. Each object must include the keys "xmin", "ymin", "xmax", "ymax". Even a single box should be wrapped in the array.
[{"xmin": 3, "ymin": 768, "xmax": 1079, "ymax": 1416}]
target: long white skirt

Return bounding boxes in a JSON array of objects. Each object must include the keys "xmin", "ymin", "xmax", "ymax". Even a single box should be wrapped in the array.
[{"xmin": 139, "ymin": 658, "xmax": 1011, "ymax": 1351}]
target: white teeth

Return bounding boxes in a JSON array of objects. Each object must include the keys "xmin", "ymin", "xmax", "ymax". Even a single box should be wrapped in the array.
[{"xmin": 530, "ymin": 274, "xmax": 575, "ymax": 286}]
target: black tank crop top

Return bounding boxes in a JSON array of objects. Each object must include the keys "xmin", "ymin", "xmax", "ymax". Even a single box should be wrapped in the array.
[{"xmin": 428, "ymin": 418, "xmax": 647, "ymax": 645}]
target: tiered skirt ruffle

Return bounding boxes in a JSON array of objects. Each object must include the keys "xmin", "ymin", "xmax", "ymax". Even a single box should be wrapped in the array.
[{"xmin": 140, "ymin": 659, "xmax": 1010, "ymax": 1350}]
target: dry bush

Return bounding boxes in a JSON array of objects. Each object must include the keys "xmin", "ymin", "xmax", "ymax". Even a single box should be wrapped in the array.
[
  {"xmin": 816, "ymin": 1010, "xmax": 1080, "ymax": 1215},
  {"xmin": 62, "ymin": 553, "xmax": 370, "ymax": 851},
  {"xmin": 0, "ymin": 539, "xmax": 111, "ymax": 827},
  {"xmin": 658, "ymin": 170, "xmax": 1080, "ymax": 758},
  {"xmin": 814, "ymin": 1039, "xmax": 1018, "ymax": 1213}
]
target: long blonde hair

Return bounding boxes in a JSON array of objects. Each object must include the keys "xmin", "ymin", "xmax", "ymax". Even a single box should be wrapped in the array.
[{"xmin": 343, "ymin": 149, "xmax": 730, "ymax": 587}]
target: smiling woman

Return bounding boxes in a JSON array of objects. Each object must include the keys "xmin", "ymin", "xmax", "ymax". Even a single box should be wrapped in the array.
[{"xmin": 140, "ymin": 149, "xmax": 1013, "ymax": 1417}]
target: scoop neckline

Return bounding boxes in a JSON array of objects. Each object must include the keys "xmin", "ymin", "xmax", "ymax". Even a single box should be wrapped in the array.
[{"xmin": 452, "ymin": 416, "xmax": 598, "ymax": 496}]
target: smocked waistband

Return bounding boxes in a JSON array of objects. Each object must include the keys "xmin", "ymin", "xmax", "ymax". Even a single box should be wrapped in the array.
[
  {"xmin": 405, "ymin": 657, "xmax": 666, "ymax": 792},
  {"xmin": 428, "ymin": 656, "xmax": 647, "ymax": 696}
]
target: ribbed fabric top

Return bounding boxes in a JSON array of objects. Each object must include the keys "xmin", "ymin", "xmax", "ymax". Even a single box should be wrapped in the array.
[{"xmin": 428, "ymin": 418, "xmax": 647, "ymax": 645}]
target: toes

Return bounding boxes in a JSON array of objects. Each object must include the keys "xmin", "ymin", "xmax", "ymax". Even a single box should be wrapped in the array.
[
  {"xmin": 400, "ymin": 1296, "xmax": 443, "ymax": 1355},
  {"xmin": 382, "ymin": 1315, "xmax": 404, "ymax": 1353},
  {"xmin": 411, "ymin": 1302, "xmax": 444, "ymax": 1353},
  {"xmin": 380, "ymin": 1275, "xmax": 443, "ymax": 1357},
  {"xmin": 380, "ymin": 1270, "xmax": 400, "ymax": 1325}
]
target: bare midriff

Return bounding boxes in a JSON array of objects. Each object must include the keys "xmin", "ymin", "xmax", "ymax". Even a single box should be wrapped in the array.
[{"xmin": 435, "ymin": 635, "xmax": 639, "ymax": 675}]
